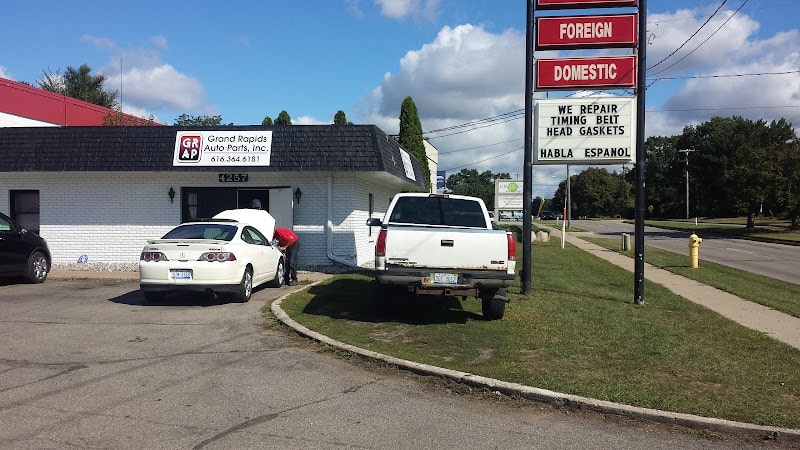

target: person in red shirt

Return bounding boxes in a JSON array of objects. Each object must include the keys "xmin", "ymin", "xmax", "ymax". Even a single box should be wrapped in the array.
[{"xmin": 273, "ymin": 227, "xmax": 299, "ymax": 286}]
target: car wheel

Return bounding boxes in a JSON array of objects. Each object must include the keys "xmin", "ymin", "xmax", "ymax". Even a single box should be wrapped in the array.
[
  {"xmin": 234, "ymin": 267, "xmax": 253, "ymax": 302},
  {"xmin": 25, "ymin": 251, "xmax": 49, "ymax": 283},
  {"xmin": 480, "ymin": 288, "xmax": 506, "ymax": 320},
  {"xmin": 267, "ymin": 258, "xmax": 285, "ymax": 288},
  {"xmin": 143, "ymin": 291, "xmax": 164, "ymax": 303}
]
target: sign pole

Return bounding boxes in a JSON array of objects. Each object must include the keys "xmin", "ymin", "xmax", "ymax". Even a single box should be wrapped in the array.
[
  {"xmin": 633, "ymin": 0, "xmax": 647, "ymax": 305},
  {"xmin": 522, "ymin": 0, "xmax": 535, "ymax": 295}
]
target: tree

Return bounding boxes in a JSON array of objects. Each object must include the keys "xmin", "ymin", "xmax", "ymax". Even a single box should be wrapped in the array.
[
  {"xmin": 678, "ymin": 116, "xmax": 795, "ymax": 225},
  {"xmin": 262, "ymin": 116, "xmax": 273, "ymax": 125},
  {"xmin": 552, "ymin": 168, "xmax": 623, "ymax": 218},
  {"xmin": 174, "ymin": 114, "xmax": 228, "ymax": 126},
  {"xmin": 398, "ymin": 96, "xmax": 430, "ymax": 191},
  {"xmin": 334, "ymin": 110, "xmax": 352, "ymax": 125},
  {"xmin": 275, "ymin": 110, "xmax": 292, "ymax": 125},
  {"xmin": 38, "ymin": 64, "xmax": 118, "ymax": 109},
  {"xmin": 445, "ymin": 169, "xmax": 510, "ymax": 209},
  {"xmin": 102, "ymin": 109, "xmax": 156, "ymax": 126}
]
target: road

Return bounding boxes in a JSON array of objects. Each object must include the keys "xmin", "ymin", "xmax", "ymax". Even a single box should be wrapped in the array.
[
  {"xmin": 0, "ymin": 279, "xmax": 770, "ymax": 449},
  {"xmin": 568, "ymin": 220, "xmax": 800, "ymax": 285}
]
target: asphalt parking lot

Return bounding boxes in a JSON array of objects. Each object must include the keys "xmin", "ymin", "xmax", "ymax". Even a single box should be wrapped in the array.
[{"xmin": 0, "ymin": 279, "xmax": 780, "ymax": 449}]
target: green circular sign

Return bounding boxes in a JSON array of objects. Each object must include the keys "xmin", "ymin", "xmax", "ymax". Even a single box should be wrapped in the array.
[{"xmin": 507, "ymin": 182, "xmax": 519, "ymax": 192}]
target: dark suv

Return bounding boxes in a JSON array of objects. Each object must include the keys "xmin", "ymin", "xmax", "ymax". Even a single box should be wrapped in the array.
[{"xmin": 0, "ymin": 212, "xmax": 50, "ymax": 283}]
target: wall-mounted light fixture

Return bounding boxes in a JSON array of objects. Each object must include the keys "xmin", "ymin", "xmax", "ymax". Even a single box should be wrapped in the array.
[
  {"xmin": 294, "ymin": 187, "xmax": 302, "ymax": 204},
  {"xmin": 168, "ymin": 187, "xmax": 176, "ymax": 203}
]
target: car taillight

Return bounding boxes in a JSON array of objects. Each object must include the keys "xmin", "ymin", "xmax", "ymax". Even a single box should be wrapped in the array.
[
  {"xmin": 200, "ymin": 252, "xmax": 236, "ymax": 262},
  {"xmin": 140, "ymin": 252, "xmax": 167, "ymax": 262},
  {"xmin": 506, "ymin": 232, "xmax": 516, "ymax": 261},
  {"xmin": 376, "ymin": 229, "xmax": 387, "ymax": 257}
]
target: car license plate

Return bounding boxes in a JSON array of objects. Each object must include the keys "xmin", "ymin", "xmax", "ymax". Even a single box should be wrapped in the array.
[
  {"xmin": 433, "ymin": 272, "xmax": 458, "ymax": 285},
  {"xmin": 170, "ymin": 270, "xmax": 192, "ymax": 280}
]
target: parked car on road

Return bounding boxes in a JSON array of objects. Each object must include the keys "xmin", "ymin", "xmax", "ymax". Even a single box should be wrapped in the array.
[
  {"xmin": 539, "ymin": 211, "xmax": 562, "ymax": 220},
  {"xmin": 0, "ymin": 211, "xmax": 50, "ymax": 283},
  {"xmin": 139, "ymin": 209, "xmax": 286, "ymax": 302}
]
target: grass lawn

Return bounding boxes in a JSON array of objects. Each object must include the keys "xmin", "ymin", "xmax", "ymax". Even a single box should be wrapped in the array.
[
  {"xmin": 584, "ymin": 237, "xmax": 800, "ymax": 318},
  {"xmin": 643, "ymin": 219, "xmax": 800, "ymax": 243},
  {"xmin": 275, "ymin": 239, "xmax": 800, "ymax": 429}
]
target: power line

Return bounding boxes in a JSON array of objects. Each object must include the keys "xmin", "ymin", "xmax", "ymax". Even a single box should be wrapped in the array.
[
  {"xmin": 647, "ymin": 0, "xmax": 728, "ymax": 71},
  {"xmin": 649, "ymin": 0, "xmax": 750, "ymax": 76}
]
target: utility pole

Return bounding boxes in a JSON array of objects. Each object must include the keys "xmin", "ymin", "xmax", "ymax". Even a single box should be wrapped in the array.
[
  {"xmin": 521, "ymin": 0, "xmax": 534, "ymax": 295},
  {"xmin": 678, "ymin": 149, "xmax": 695, "ymax": 220}
]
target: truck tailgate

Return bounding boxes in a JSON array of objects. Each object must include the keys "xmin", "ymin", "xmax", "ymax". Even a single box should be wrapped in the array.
[{"xmin": 383, "ymin": 226, "xmax": 511, "ymax": 270}]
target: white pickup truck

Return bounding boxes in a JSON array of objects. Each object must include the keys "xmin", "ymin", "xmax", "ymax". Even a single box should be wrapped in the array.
[{"xmin": 366, "ymin": 193, "xmax": 517, "ymax": 319}]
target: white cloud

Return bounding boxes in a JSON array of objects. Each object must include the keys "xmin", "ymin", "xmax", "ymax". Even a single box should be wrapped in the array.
[
  {"xmin": 81, "ymin": 36, "xmax": 209, "ymax": 121},
  {"xmin": 109, "ymin": 64, "xmax": 205, "ymax": 111},
  {"xmin": 0, "ymin": 66, "xmax": 12, "ymax": 79},
  {"xmin": 150, "ymin": 36, "xmax": 168, "ymax": 50},
  {"xmin": 358, "ymin": 5, "xmax": 800, "ymax": 188},
  {"xmin": 374, "ymin": 0, "xmax": 439, "ymax": 20}
]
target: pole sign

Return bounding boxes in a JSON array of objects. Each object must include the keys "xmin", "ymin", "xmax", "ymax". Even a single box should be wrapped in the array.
[
  {"xmin": 536, "ymin": 0, "xmax": 637, "ymax": 9},
  {"xmin": 536, "ymin": 14, "xmax": 637, "ymax": 50},
  {"xmin": 536, "ymin": 55, "xmax": 636, "ymax": 90},
  {"xmin": 534, "ymin": 97, "xmax": 636, "ymax": 165}
]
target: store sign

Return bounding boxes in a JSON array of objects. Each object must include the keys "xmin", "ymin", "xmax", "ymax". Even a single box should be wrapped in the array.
[
  {"xmin": 173, "ymin": 131, "xmax": 272, "ymax": 167},
  {"xmin": 536, "ymin": 56, "xmax": 636, "ymax": 90},
  {"xmin": 498, "ymin": 181, "xmax": 523, "ymax": 194},
  {"xmin": 534, "ymin": 97, "xmax": 636, "ymax": 165},
  {"xmin": 536, "ymin": 0, "xmax": 637, "ymax": 9},
  {"xmin": 536, "ymin": 14, "xmax": 637, "ymax": 50}
]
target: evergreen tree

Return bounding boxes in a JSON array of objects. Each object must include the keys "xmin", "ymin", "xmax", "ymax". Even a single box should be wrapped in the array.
[
  {"xmin": 275, "ymin": 110, "xmax": 292, "ymax": 125},
  {"xmin": 334, "ymin": 110, "xmax": 351, "ymax": 125},
  {"xmin": 262, "ymin": 116, "xmax": 273, "ymax": 125},
  {"xmin": 38, "ymin": 64, "xmax": 118, "ymax": 109},
  {"xmin": 398, "ymin": 96, "xmax": 430, "ymax": 190}
]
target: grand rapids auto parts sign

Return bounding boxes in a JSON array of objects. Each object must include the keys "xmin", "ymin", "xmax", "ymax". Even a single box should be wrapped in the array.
[
  {"xmin": 534, "ymin": 96, "xmax": 636, "ymax": 164},
  {"xmin": 173, "ymin": 131, "xmax": 272, "ymax": 167}
]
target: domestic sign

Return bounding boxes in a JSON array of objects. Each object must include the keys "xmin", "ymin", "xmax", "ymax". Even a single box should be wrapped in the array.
[
  {"xmin": 173, "ymin": 131, "xmax": 272, "ymax": 167},
  {"xmin": 534, "ymin": 97, "xmax": 636, "ymax": 165},
  {"xmin": 536, "ymin": 14, "xmax": 637, "ymax": 50},
  {"xmin": 536, "ymin": 0, "xmax": 637, "ymax": 9},
  {"xmin": 536, "ymin": 56, "xmax": 636, "ymax": 90}
]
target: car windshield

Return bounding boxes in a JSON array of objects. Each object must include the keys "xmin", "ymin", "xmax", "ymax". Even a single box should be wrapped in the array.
[{"xmin": 162, "ymin": 224, "xmax": 237, "ymax": 241}]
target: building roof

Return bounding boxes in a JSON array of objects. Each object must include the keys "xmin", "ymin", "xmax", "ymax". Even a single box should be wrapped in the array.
[
  {"xmin": 0, "ymin": 77, "xmax": 155, "ymax": 126},
  {"xmin": 0, "ymin": 124, "xmax": 426, "ymax": 189}
]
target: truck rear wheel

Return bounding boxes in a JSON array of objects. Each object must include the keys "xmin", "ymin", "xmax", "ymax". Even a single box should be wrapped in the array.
[{"xmin": 481, "ymin": 288, "xmax": 506, "ymax": 320}]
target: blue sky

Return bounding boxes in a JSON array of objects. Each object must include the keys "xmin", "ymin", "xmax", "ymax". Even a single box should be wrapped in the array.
[{"xmin": 2, "ymin": 0, "xmax": 799, "ymax": 197}]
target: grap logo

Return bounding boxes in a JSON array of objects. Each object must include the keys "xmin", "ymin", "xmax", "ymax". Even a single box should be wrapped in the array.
[{"xmin": 178, "ymin": 135, "xmax": 202, "ymax": 162}]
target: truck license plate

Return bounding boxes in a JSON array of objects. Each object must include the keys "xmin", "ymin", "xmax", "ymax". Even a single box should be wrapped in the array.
[
  {"xmin": 433, "ymin": 272, "xmax": 458, "ymax": 285},
  {"xmin": 171, "ymin": 270, "xmax": 192, "ymax": 280}
]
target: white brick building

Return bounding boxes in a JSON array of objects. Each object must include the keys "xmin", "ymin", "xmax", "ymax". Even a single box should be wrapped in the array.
[{"xmin": 0, "ymin": 125, "xmax": 427, "ymax": 270}]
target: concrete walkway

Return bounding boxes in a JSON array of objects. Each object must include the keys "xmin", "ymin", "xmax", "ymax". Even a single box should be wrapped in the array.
[{"xmin": 563, "ymin": 231, "xmax": 800, "ymax": 351}]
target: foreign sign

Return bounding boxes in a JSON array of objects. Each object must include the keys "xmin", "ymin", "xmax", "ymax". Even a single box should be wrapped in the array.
[
  {"xmin": 536, "ymin": 14, "xmax": 637, "ymax": 50},
  {"xmin": 536, "ymin": 0, "xmax": 637, "ymax": 9},
  {"xmin": 173, "ymin": 131, "xmax": 272, "ymax": 167},
  {"xmin": 536, "ymin": 56, "xmax": 636, "ymax": 90},
  {"xmin": 534, "ymin": 97, "xmax": 636, "ymax": 165}
]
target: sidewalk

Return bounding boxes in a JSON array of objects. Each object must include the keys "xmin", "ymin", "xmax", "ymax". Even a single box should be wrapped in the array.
[{"xmin": 562, "ymin": 231, "xmax": 800, "ymax": 351}]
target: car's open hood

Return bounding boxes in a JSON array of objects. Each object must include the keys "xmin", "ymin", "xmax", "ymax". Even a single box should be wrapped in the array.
[{"xmin": 213, "ymin": 209, "xmax": 276, "ymax": 238}]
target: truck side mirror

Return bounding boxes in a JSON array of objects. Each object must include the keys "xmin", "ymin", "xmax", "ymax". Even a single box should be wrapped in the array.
[{"xmin": 366, "ymin": 218, "xmax": 382, "ymax": 227}]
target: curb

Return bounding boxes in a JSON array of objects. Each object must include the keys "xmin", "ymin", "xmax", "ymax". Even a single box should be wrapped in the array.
[{"xmin": 271, "ymin": 280, "xmax": 800, "ymax": 444}]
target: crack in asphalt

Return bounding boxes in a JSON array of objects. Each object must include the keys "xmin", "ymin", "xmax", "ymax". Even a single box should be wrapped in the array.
[{"xmin": 192, "ymin": 379, "xmax": 381, "ymax": 449}]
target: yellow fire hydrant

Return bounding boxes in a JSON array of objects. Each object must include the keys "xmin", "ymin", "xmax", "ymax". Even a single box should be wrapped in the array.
[{"xmin": 688, "ymin": 233, "xmax": 703, "ymax": 269}]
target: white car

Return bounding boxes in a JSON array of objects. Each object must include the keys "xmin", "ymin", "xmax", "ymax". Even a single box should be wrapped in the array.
[{"xmin": 139, "ymin": 209, "xmax": 285, "ymax": 302}]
